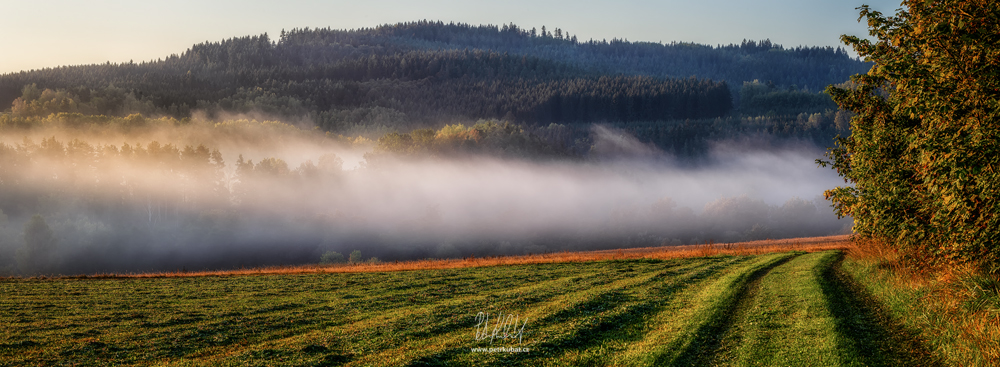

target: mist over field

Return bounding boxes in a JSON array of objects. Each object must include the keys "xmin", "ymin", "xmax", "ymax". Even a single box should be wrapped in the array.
[
  {"xmin": 0, "ymin": 23, "xmax": 872, "ymax": 275},
  {"xmin": 0, "ymin": 118, "xmax": 849, "ymax": 275}
]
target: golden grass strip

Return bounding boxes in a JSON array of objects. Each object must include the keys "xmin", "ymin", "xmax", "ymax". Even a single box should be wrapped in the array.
[{"xmin": 29, "ymin": 235, "xmax": 850, "ymax": 279}]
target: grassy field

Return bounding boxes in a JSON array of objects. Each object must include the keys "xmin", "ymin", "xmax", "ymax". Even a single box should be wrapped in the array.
[
  {"xmin": 0, "ymin": 247, "xmax": 940, "ymax": 366},
  {"xmin": 840, "ymin": 242, "xmax": 1000, "ymax": 367}
]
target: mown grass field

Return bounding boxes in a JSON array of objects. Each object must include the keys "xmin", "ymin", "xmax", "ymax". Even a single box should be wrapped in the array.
[{"xmin": 0, "ymin": 249, "xmax": 938, "ymax": 366}]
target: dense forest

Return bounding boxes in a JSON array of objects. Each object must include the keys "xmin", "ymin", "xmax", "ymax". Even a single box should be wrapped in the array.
[{"xmin": 0, "ymin": 21, "xmax": 865, "ymax": 155}]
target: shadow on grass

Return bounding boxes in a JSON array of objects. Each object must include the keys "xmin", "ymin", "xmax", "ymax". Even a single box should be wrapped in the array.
[
  {"xmin": 818, "ymin": 252, "xmax": 944, "ymax": 367},
  {"xmin": 405, "ymin": 257, "xmax": 743, "ymax": 366},
  {"xmin": 664, "ymin": 253, "xmax": 799, "ymax": 366}
]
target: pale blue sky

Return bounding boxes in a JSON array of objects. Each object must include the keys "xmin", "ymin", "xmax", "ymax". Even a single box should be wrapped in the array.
[{"xmin": 0, "ymin": 0, "xmax": 902, "ymax": 74}]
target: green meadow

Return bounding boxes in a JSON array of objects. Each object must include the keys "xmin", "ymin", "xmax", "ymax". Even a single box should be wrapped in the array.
[{"xmin": 0, "ymin": 251, "xmax": 937, "ymax": 366}]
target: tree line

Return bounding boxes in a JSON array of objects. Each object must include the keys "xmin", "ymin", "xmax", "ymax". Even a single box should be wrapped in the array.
[
  {"xmin": 0, "ymin": 32, "xmax": 732, "ymax": 130},
  {"xmin": 277, "ymin": 21, "xmax": 868, "ymax": 92},
  {"xmin": 0, "ymin": 21, "xmax": 865, "ymax": 144}
]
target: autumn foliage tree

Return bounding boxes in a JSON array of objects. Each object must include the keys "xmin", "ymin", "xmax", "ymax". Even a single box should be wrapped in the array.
[{"xmin": 823, "ymin": 1, "xmax": 1000, "ymax": 270}]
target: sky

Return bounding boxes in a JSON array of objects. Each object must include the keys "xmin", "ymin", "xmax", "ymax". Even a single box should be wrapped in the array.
[{"xmin": 0, "ymin": 0, "xmax": 903, "ymax": 75}]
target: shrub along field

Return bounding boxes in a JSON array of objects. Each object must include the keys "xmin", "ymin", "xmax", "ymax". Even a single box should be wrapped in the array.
[{"xmin": 0, "ymin": 248, "xmax": 941, "ymax": 366}]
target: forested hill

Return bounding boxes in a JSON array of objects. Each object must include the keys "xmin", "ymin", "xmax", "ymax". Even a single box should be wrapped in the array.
[
  {"xmin": 280, "ymin": 21, "xmax": 867, "ymax": 91},
  {"xmin": 0, "ymin": 22, "xmax": 865, "ymax": 123},
  {"xmin": 0, "ymin": 21, "xmax": 867, "ymax": 155}
]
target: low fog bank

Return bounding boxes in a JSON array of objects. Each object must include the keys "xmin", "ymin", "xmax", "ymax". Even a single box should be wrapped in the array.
[
  {"xmin": 0, "ymin": 122, "xmax": 850, "ymax": 275},
  {"xmin": 322, "ymin": 153, "xmax": 847, "ymax": 239}
]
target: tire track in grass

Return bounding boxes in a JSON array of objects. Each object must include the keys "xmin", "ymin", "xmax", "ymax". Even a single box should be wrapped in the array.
[
  {"xmin": 711, "ymin": 251, "xmax": 843, "ymax": 366},
  {"xmin": 637, "ymin": 252, "xmax": 800, "ymax": 366},
  {"xmin": 539, "ymin": 256, "xmax": 756, "ymax": 367},
  {"xmin": 707, "ymin": 250, "xmax": 942, "ymax": 367},
  {"xmin": 818, "ymin": 252, "xmax": 944, "ymax": 366},
  {"xmin": 616, "ymin": 255, "xmax": 785, "ymax": 365},
  {"xmin": 407, "ymin": 256, "xmax": 748, "ymax": 366}
]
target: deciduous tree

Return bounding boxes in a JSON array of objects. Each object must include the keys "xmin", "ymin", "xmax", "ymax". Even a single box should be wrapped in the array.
[{"xmin": 823, "ymin": 1, "xmax": 1000, "ymax": 270}]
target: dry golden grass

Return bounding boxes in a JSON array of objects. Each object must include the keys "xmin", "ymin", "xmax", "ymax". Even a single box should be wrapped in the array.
[
  {"xmin": 844, "ymin": 238, "xmax": 1000, "ymax": 366},
  {"xmin": 60, "ymin": 235, "xmax": 851, "ymax": 279}
]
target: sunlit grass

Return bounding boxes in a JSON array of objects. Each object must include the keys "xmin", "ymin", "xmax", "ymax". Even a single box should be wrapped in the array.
[
  {"xmin": 0, "ymin": 236, "xmax": 943, "ymax": 366},
  {"xmin": 842, "ymin": 240, "xmax": 1000, "ymax": 366}
]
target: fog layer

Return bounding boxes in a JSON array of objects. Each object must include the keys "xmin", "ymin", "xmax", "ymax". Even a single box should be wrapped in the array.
[{"xmin": 0, "ymin": 119, "xmax": 849, "ymax": 275}]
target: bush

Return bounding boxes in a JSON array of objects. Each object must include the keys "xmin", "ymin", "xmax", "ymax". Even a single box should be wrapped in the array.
[
  {"xmin": 349, "ymin": 250, "xmax": 363, "ymax": 263},
  {"xmin": 319, "ymin": 251, "xmax": 345, "ymax": 264}
]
